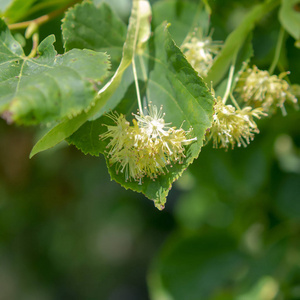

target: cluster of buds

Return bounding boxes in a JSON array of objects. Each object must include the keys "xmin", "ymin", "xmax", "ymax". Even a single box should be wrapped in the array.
[
  {"xmin": 181, "ymin": 29, "xmax": 222, "ymax": 77},
  {"xmin": 206, "ymin": 97, "xmax": 267, "ymax": 149},
  {"xmin": 100, "ymin": 104, "xmax": 196, "ymax": 184},
  {"xmin": 236, "ymin": 66, "xmax": 298, "ymax": 115}
]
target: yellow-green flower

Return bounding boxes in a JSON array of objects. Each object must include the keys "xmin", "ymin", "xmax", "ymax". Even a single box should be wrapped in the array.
[
  {"xmin": 99, "ymin": 105, "xmax": 196, "ymax": 183},
  {"xmin": 236, "ymin": 66, "xmax": 298, "ymax": 115},
  {"xmin": 100, "ymin": 112, "xmax": 130, "ymax": 156},
  {"xmin": 206, "ymin": 97, "xmax": 266, "ymax": 149},
  {"xmin": 181, "ymin": 29, "xmax": 222, "ymax": 77}
]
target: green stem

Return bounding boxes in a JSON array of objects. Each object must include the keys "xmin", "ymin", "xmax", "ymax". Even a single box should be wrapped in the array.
[
  {"xmin": 138, "ymin": 54, "xmax": 151, "ymax": 102},
  {"xmin": 8, "ymin": 0, "xmax": 80, "ymax": 30},
  {"xmin": 222, "ymin": 62, "xmax": 235, "ymax": 104},
  {"xmin": 278, "ymin": 62, "xmax": 292, "ymax": 84},
  {"xmin": 132, "ymin": 57, "xmax": 143, "ymax": 115},
  {"xmin": 229, "ymin": 93, "xmax": 241, "ymax": 110},
  {"xmin": 23, "ymin": 0, "xmax": 77, "ymax": 20},
  {"xmin": 202, "ymin": 0, "xmax": 212, "ymax": 15},
  {"xmin": 269, "ymin": 27, "xmax": 285, "ymax": 75},
  {"xmin": 130, "ymin": 0, "xmax": 144, "ymax": 116},
  {"xmin": 27, "ymin": 33, "xmax": 39, "ymax": 58}
]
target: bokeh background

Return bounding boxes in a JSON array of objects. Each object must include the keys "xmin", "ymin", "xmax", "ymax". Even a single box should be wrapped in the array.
[{"xmin": 0, "ymin": 0, "xmax": 300, "ymax": 299}]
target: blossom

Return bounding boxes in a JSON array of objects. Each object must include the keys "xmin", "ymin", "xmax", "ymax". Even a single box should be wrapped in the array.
[
  {"xmin": 181, "ymin": 28, "xmax": 222, "ymax": 77},
  {"xmin": 100, "ymin": 112, "xmax": 130, "ymax": 156},
  {"xmin": 206, "ymin": 97, "xmax": 266, "ymax": 149},
  {"xmin": 99, "ymin": 105, "xmax": 197, "ymax": 183},
  {"xmin": 236, "ymin": 66, "xmax": 298, "ymax": 115},
  {"xmin": 133, "ymin": 104, "xmax": 170, "ymax": 138}
]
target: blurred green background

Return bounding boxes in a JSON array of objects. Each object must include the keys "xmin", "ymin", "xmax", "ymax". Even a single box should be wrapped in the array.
[{"xmin": 0, "ymin": 0, "xmax": 300, "ymax": 299}]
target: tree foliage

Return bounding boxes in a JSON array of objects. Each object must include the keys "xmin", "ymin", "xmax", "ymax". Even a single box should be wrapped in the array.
[{"xmin": 0, "ymin": 0, "xmax": 299, "ymax": 298}]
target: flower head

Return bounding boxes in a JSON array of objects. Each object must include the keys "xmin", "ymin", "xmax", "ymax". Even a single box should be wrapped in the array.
[
  {"xmin": 181, "ymin": 28, "xmax": 222, "ymax": 77},
  {"xmin": 236, "ymin": 66, "xmax": 298, "ymax": 115},
  {"xmin": 206, "ymin": 97, "xmax": 266, "ymax": 149},
  {"xmin": 100, "ymin": 105, "xmax": 197, "ymax": 183},
  {"xmin": 134, "ymin": 103, "xmax": 170, "ymax": 138}
]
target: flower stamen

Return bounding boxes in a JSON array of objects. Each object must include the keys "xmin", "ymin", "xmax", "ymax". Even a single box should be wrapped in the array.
[{"xmin": 100, "ymin": 104, "xmax": 196, "ymax": 183}]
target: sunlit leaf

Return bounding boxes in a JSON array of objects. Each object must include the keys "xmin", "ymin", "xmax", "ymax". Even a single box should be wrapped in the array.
[
  {"xmin": 30, "ymin": 0, "xmax": 148, "ymax": 157},
  {"xmin": 62, "ymin": 1, "xmax": 127, "ymax": 70},
  {"xmin": 0, "ymin": 19, "xmax": 110, "ymax": 125},
  {"xmin": 1, "ymin": 0, "xmax": 36, "ymax": 22},
  {"xmin": 0, "ymin": 0, "xmax": 13, "ymax": 14},
  {"xmin": 136, "ymin": 0, "xmax": 152, "ymax": 50}
]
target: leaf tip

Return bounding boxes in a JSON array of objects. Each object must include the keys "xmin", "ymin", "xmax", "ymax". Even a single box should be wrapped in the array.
[
  {"xmin": 29, "ymin": 148, "xmax": 37, "ymax": 159},
  {"xmin": 154, "ymin": 202, "xmax": 165, "ymax": 211}
]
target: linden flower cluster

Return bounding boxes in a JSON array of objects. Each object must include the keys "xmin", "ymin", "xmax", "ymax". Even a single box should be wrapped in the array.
[
  {"xmin": 236, "ymin": 66, "xmax": 298, "ymax": 114},
  {"xmin": 206, "ymin": 97, "xmax": 267, "ymax": 149},
  {"xmin": 181, "ymin": 29, "xmax": 222, "ymax": 77},
  {"xmin": 99, "ymin": 105, "xmax": 196, "ymax": 184}
]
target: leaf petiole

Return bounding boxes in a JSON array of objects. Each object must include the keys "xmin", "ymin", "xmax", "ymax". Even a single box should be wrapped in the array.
[
  {"xmin": 138, "ymin": 54, "xmax": 151, "ymax": 103},
  {"xmin": 222, "ymin": 61, "xmax": 236, "ymax": 104},
  {"xmin": 132, "ymin": 56, "xmax": 144, "ymax": 115},
  {"xmin": 229, "ymin": 93, "xmax": 241, "ymax": 110},
  {"xmin": 27, "ymin": 33, "xmax": 39, "ymax": 59}
]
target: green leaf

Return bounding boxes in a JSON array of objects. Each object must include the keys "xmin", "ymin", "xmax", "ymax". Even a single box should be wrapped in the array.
[
  {"xmin": 66, "ymin": 72, "xmax": 137, "ymax": 155},
  {"xmin": 30, "ymin": 0, "xmax": 146, "ymax": 158},
  {"xmin": 1, "ymin": 0, "xmax": 36, "ymax": 22},
  {"xmin": 62, "ymin": 1, "xmax": 127, "ymax": 70},
  {"xmin": 0, "ymin": 19, "xmax": 110, "ymax": 125},
  {"xmin": 2, "ymin": 0, "xmax": 74, "ymax": 23},
  {"xmin": 152, "ymin": 0, "xmax": 210, "ymax": 46},
  {"xmin": 205, "ymin": 0, "xmax": 280, "ymax": 86},
  {"xmin": 0, "ymin": 0, "xmax": 13, "ymax": 14},
  {"xmin": 68, "ymin": 23, "xmax": 214, "ymax": 209},
  {"xmin": 279, "ymin": 0, "xmax": 300, "ymax": 43},
  {"xmin": 148, "ymin": 231, "xmax": 246, "ymax": 300}
]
